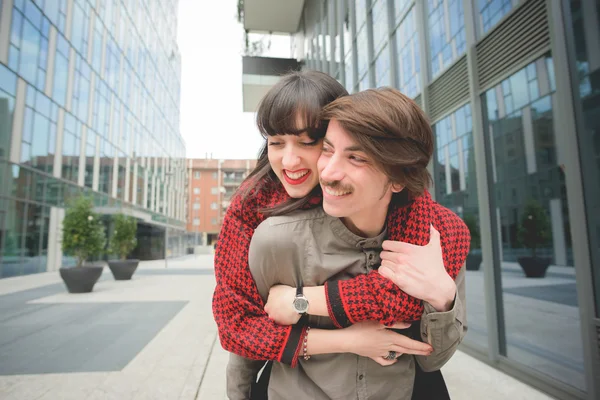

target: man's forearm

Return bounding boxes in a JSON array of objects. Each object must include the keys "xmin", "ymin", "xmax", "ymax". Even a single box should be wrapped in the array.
[{"xmin": 304, "ymin": 286, "xmax": 329, "ymax": 317}]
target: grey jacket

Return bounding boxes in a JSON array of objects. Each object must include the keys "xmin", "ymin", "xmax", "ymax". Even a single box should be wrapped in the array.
[{"xmin": 227, "ymin": 207, "xmax": 467, "ymax": 400}]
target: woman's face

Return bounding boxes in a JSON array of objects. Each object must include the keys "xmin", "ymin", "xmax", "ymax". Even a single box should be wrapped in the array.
[{"xmin": 267, "ymin": 132, "xmax": 322, "ymax": 198}]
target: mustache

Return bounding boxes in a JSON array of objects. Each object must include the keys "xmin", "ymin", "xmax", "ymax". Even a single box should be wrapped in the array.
[{"xmin": 320, "ymin": 180, "xmax": 353, "ymax": 193}]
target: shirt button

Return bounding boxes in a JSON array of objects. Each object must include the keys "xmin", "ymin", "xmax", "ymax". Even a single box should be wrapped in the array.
[{"xmin": 358, "ymin": 374, "xmax": 364, "ymax": 380}]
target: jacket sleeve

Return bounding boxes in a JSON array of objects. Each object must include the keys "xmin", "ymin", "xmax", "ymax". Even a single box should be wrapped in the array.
[
  {"xmin": 415, "ymin": 265, "xmax": 467, "ymax": 372},
  {"xmin": 324, "ymin": 206, "xmax": 470, "ymax": 328},
  {"xmin": 212, "ymin": 192, "xmax": 304, "ymax": 366}
]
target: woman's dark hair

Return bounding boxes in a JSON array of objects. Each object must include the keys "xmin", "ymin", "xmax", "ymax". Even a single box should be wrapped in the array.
[{"xmin": 238, "ymin": 70, "xmax": 348, "ymax": 216}]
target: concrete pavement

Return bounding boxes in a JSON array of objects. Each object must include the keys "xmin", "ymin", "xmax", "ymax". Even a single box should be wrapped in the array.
[{"xmin": 0, "ymin": 255, "xmax": 555, "ymax": 399}]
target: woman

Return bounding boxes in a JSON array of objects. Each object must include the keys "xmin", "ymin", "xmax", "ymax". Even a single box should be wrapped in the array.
[{"xmin": 213, "ymin": 71, "xmax": 465, "ymax": 398}]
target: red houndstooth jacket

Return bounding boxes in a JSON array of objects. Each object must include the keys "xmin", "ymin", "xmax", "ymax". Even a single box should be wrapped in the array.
[{"xmin": 212, "ymin": 180, "xmax": 470, "ymax": 367}]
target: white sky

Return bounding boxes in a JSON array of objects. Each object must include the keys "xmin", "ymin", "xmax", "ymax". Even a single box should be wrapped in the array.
[{"xmin": 176, "ymin": 0, "xmax": 263, "ymax": 160}]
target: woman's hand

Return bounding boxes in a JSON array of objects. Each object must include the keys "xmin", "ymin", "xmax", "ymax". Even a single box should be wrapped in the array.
[
  {"xmin": 379, "ymin": 225, "xmax": 456, "ymax": 311},
  {"xmin": 341, "ymin": 321, "xmax": 433, "ymax": 366},
  {"xmin": 264, "ymin": 285, "xmax": 302, "ymax": 325}
]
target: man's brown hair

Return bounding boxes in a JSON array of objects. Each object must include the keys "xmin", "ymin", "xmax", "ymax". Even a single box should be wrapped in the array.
[{"xmin": 321, "ymin": 87, "xmax": 433, "ymax": 201}]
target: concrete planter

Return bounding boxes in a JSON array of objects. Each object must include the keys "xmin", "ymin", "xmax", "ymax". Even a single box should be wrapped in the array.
[
  {"xmin": 59, "ymin": 265, "xmax": 104, "ymax": 293},
  {"xmin": 517, "ymin": 256, "xmax": 551, "ymax": 278},
  {"xmin": 108, "ymin": 259, "xmax": 139, "ymax": 280},
  {"xmin": 465, "ymin": 253, "xmax": 482, "ymax": 271}
]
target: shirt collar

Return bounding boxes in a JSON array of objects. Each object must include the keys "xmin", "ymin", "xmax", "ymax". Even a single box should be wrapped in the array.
[{"xmin": 328, "ymin": 214, "xmax": 387, "ymax": 249}]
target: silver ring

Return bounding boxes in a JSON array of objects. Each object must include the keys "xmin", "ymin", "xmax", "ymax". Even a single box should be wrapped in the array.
[{"xmin": 384, "ymin": 351, "xmax": 397, "ymax": 360}]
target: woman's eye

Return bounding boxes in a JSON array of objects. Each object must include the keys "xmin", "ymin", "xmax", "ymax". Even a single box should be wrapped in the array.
[
  {"xmin": 268, "ymin": 142, "xmax": 282, "ymax": 146},
  {"xmin": 302, "ymin": 140, "xmax": 319, "ymax": 147}
]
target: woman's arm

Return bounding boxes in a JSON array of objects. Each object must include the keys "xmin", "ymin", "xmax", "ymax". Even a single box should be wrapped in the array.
[
  {"xmin": 263, "ymin": 200, "xmax": 470, "ymax": 327},
  {"xmin": 212, "ymin": 191, "xmax": 304, "ymax": 365},
  {"xmin": 226, "ymin": 321, "xmax": 434, "ymax": 399}
]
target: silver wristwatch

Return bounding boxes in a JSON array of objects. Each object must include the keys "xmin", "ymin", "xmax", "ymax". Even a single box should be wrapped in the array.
[{"xmin": 292, "ymin": 285, "xmax": 309, "ymax": 314}]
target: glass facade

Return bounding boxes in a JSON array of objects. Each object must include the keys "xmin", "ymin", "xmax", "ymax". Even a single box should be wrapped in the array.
[
  {"xmin": 0, "ymin": 0, "xmax": 186, "ymax": 278},
  {"xmin": 300, "ymin": 0, "xmax": 598, "ymax": 397},
  {"xmin": 428, "ymin": 0, "xmax": 465, "ymax": 78},
  {"xmin": 567, "ymin": 0, "xmax": 600, "ymax": 319},
  {"xmin": 483, "ymin": 56, "xmax": 583, "ymax": 390}
]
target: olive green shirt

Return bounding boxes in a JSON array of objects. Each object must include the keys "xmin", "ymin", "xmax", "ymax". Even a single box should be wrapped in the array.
[{"xmin": 227, "ymin": 207, "xmax": 467, "ymax": 400}]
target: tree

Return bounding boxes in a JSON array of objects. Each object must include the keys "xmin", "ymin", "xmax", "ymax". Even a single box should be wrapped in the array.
[
  {"xmin": 109, "ymin": 214, "xmax": 138, "ymax": 260},
  {"xmin": 518, "ymin": 199, "xmax": 551, "ymax": 258},
  {"xmin": 61, "ymin": 196, "xmax": 106, "ymax": 267}
]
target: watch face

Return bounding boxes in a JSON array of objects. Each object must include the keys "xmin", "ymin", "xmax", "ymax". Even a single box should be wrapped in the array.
[{"xmin": 293, "ymin": 297, "xmax": 309, "ymax": 313}]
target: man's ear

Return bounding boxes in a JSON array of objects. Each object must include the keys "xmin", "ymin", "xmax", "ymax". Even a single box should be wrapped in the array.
[{"xmin": 391, "ymin": 183, "xmax": 404, "ymax": 193}]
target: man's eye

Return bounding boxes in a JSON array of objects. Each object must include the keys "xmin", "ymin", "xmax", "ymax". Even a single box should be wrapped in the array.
[
  {"xmin": 350, "ymin": 155, "xmax": 367, "ymax": 163},
  {"xmin": 302, "ymin": 140, "xmax": 319, "ymax": 147}
]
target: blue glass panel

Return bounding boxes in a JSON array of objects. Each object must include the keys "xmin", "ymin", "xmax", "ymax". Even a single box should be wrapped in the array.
[
  {"xmin": 18, "ymin": 19, "xmax": 41, "ymax": 84},
  {"xmin": 41, "ymin": 17, "xmax": 50, "ymax": 38},
  {"xmin": 11, "ymin": 10, "xmax": 23, "ymax": 46},
  {"xmin": 38, "ymin": 37, "xmax": 48, "ymax": 69},
  {"xmin": 56, "ymin": 32, "xmax": 69, "ymax": 56},
  {"xmin": 510, "ymin": 69, "xmax": 529, "ymax": 110},
  {"xmin": 53, "ymin": 52, "xmax": 68, "ymax": 107},
  {"xmin": 0, "ymin": 64, "xmax": 18, "ymax": 96},
  {"xmin": 23, "ymin": 0, "xmax": 42, "ymax": 26},
  {"xmin": 44, "ymin": 0, "xmax": 60, "ymax": 26},
  {"xmin": 20, "ymin": 142, "xmax": 31, "ymax": 162},
  {"xmin": 22, "ymin": 108, "xmax": 34, "ymax": 142},
  {"xmin": 35, "ymin": 91, "xmax": 51, "ymax": 118},
  {"xmin": 31, "ymin": 112, "xmax": 49, "ymax": 158},
  {"xmin": 25, "ymin": 85, "xmax": 35, "ymax": 107},
  {"xmin": 485, "ymin": 89, "xmax": 498, "ymax": 121}
]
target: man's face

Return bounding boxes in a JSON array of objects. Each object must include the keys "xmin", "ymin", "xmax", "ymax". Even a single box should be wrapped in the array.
[{"xmin": 318, "ymin": 119, "xmax": 399, "ymax": 234}]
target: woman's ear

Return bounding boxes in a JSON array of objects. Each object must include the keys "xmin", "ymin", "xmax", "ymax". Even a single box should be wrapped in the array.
[{"xmin": 391, "ymin": 183, "xmax": 404, "ymax": 193}]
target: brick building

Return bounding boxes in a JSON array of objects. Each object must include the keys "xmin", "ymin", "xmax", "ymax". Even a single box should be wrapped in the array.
[{"xmin": 186, "ymin": 158, "xmax": 257, "ymax": 245}]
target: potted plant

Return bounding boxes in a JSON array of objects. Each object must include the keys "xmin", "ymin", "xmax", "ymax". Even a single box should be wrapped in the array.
[
  {"xmin": 60, "ymin": 196, "xmax": 106, "ymax": 293},
  {"xmin": 107, "ymin": 214, "xmax": 139, "ymax": 280},
  {"xmin": 463, "ymin": 213, "xmax": 482, "ymax": 271},
  {"xmin": 517, "ymin": 199, "xmax": 552, "ymax": 278}
]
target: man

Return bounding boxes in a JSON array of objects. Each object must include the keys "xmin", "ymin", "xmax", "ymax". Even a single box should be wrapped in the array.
[{"xmin": 229, "ymin": 88, "xmax": 468, "ymax": 399}]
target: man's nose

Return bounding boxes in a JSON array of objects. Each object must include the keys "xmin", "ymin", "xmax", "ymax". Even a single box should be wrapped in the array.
[{"xmin": 320, "ymin": 154, "xmax": 345, "ymax": 182}]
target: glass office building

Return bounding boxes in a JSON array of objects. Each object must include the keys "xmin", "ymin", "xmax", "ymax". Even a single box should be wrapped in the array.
[
  {"xmin": 0, "ymin": 0, "xmax": 187, "ymax": 278},
  {"xmin": 297, "ymin": 0, "xmax": 599, "ymax": 398}
]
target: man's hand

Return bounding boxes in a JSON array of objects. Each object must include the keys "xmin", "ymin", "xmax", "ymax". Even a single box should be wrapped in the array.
[
  {"xmin": 341, "ymin": 321, "xmax": 433, "ymax": 366},
  {"xmin": 264, "ymin": 285, "xmax": 302, "ymax": 325},
  {"xmin": 379, "ymin": 225, "xmax": 456, "ymax": 311}
]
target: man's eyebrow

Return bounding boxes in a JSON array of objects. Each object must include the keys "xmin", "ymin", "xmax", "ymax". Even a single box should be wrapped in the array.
[{"xmin": 323, "ymin": 138, "xmax": 365, "ymax": 153}]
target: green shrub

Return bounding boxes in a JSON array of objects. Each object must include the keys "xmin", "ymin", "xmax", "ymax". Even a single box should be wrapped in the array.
[
  {"xmin": 62, "ymin": 196, "xmax": 106, "ymax": 267},
  {"xmin": 463, "ymin": 213, "xmax": 481, "ymax": 251},
  {"xmin": 109, "ymin": 214, "xmax": 138, "ymax": 260},
  {"xmin": 518, "ymin": 199, "xmax": 551, "ymax": 258}
]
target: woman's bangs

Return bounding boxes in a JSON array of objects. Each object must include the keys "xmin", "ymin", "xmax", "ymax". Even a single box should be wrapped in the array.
[{"xmin": 257, "ymin": 80, "xmax": 326, "ymax": 140}]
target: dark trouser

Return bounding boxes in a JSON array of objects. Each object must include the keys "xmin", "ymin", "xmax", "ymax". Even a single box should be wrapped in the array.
[{"xmin": 411, "ymin": 362, "xmax": 451, "ymax": 400}]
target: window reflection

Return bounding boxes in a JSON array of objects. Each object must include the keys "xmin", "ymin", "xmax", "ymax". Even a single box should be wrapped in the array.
[
  {"xmin": 428, "ymin": 0, "xmax": 465, "ymax": 78},
  {"xmin": 433, "ymin": 104, "xmax": 485, "ymax": 348},
  {"xmin": 483, "ymin": 55, "xmax": 584, "ymax": 391},
  {"xmin": 395, "ymin": 6, "xmax": 420, "ymax": 98}
]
